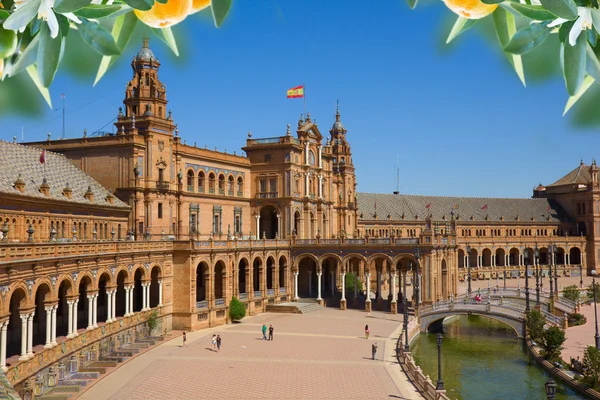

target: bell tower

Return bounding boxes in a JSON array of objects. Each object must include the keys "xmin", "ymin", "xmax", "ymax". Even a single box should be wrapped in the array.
[
  {"xmin": 329, "ymin": 102, "xmax": 358, "ymax": 237},
  {"xmin": 114, "ymin": 38, "xmax": 176, "ymax": 136}
]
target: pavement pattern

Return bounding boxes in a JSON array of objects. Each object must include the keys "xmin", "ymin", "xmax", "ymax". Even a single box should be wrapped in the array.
[{"xmin": 79, "ymin": 308, "xmax": 422, "ymax": 400}]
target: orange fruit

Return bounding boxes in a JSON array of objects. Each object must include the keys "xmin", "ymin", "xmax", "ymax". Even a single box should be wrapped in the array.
[
  {"xmin": 191, "ymin": 0, "xmax": 210, "ymax": 13},
  {"xmin": 442, "ymin": 0, "xmax": 497, "ymax": 19},
  {"xmin": 134, "ymin": 0, "xmax": 193, "ymax": 29}
]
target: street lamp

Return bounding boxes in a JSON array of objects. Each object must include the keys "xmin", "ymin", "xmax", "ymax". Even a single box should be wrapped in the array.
[
  {"xmin": 535, "ymin": 246, "xmax": 541, "ymax": 306},
  {"xmin": 415, "ymin": 247, "xmax": 421, "ymax": 308},
  {"xmin": 580, "ymin": 263, "xmax": 584, "ymax": 289},
  {"xmin": 436, "ymin": 333, "xmax": 444, "ymax": 391},
  {"xmin": 553, "ymin": 247, "xmax": 559, "ymax": 297},
  {"xmin": 466, "ymin": 245, "xmax": 472, "ymax": 295},
  {"xmin": 403, "ymin": 295, "xmax": 410, "ymax": 352},
  {"xmin": 524, "ymin": 248, "xmax": 531, "ymax": 312},
  {"xmin": 548, "ymin": 245, "xmax": 558, "ymax": 298},
  {"xmin": 545, "ymin": 378, "xmax": 557, "ymax": 400},
  {"xmin": 592, "ymin": 270, "xmax": 600, "ymax": 350}
]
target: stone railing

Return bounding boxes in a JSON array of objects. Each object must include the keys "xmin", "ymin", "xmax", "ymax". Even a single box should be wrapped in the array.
[
  {"xmin": 239, "ymin": 293, "xmax": 248, "ymax": 301},
  {"xmin": 196, "ymin": 300, "xmax": 209, "ymax": 309},
  {"xmin": 194, "ymin": 239, "xmax": 291, "ymax": 250},
  {"xmin": 267, "ymin": 289, "xmax": 275, "ymax": 297},
  {"xmin": 253, "ymin": 290, "xmax": 262, "ymax": 298},
  {"xmin": 456, "ymin": 288, "xmax": 576, "ymax": 314},
  {"xmin": 214, "ymin": 298, "xmax": 225, "ymax": 307},
  {"xmin": 397, "ymin": 318, "xmax": 450, "ymax": 400},
  {"xmin": 0, "ymin": 241, "xmax": 173, "ymax": 263},
  {"xmin": 279, "ymin": 287, "xmax": 286, "ymax": 295}
]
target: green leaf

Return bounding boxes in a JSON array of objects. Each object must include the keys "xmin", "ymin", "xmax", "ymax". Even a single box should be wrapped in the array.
[
  {"xmin": 564, "ymin": 74, "xmax": 595, "ymax": 115},
  {"xmin": 539, "ymin": 0, "xmax": 578, "ymax": 20},
  {"xmin": 26, "ymin": 64, "xmax": 52, "ymax": 108},
  {"xmin": 447, "ymin": 16, "xmax": 478, "ymax": 44},
  {"xmin": 510, "ymin": 3, "xmax": 558, "ymax": 21},
  {"xmin": 0, "ymin": 26, "xmax": 18, "ymax": 59},
  {"xmin": 588, "ymin": 28, "xmax": 597, "ymax": 47},
  {"xmin": 407, "ymin": 0, "xmax": 418, "ymax": 9},
  {"xmin": 3, "ymin": 0, "xmax": 41, "ymax": 32},
  {"xmin": 122, "ymin": 0, "xmax": 154, "ymax": 11},
  {"xmin": 563, "ymin": 33, "xmax": 587, "ymax": 95},
  {"xmin": 0, "ymin": 10, "xmax": 10, "ymax": 22},
  {"xmin": 152, "ymin": 27, "xmax": 178, "ymax": 56},
  {"xmin": 11, "ymin": 33, "xmax": 40, "ymax": 77},
  {"xmin": 504, "ymin": 23, "xmax": 551, "ymax": 55},
  {"xmin": 155, "ymin": 0, "xmax": 167, "ymax": 3},
  {"xmin": 94, "ymin": 12, "xmax": 137, "ymax": 86},
  {"xmin": 54, "ymin": 0, "xmax": 92, "ymax": 13},
  {"xmin": 558, "ymin": 19, "xmax": 575, "ymax": 42},
  {"xmin": 56, "ymin": 14, "xmax": 70, "ymax": 37},
  {"xmin": 78, "ymin": 18, "xmax": 121, "ymax": 56},
  {"xmin": 37, "ymin": 22, "xmax": 62, "ymax": 87},
  {"xmin": 75, "ymin": 4, "xmax": 128, "ymax": 19},
  {"xmin": 591, "ymin": 9, "xmax": 600, "ymax": 36},
  {"xmin": 493, "ymin": 7, "xmax": 526, "ymax": 86},
  {"xmin": 587, "ymin": 43, "xmax": 600, "ymax": 82},
  {"xmin": 211, "ymin": 0, "xmax": 232, "ymax": 28},
  {"xmin": 481, "ymin": 0, "xmax": 504, "ymax": 3}
]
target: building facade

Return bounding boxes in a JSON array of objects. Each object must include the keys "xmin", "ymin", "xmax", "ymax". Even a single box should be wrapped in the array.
[{"xmin": 0, "ymin": 39, "xmax": 592, "ymax": 395}]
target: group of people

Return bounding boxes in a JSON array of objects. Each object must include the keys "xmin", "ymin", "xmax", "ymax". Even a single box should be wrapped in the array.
[
  {"xmin": 182, "ymin": 331, "xmax": 222, "ymax": 352},
  {"xmin": 262, "ymin": 324, "xmax": 275, "ymax": 341},
  {"xmin": 365, "ymin": 325, "xmax": 378, "ymax": 360}
]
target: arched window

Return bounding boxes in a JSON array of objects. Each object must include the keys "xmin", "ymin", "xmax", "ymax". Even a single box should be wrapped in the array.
[
  {"xmin": 208, "ymin": 173, "xmax": 215, "ymax": 193},
  {"xmin": 198, "ymin": 171, "xmax": 205, "ymax": 193},
  {"xmin": 187, "ymin": 170, "xmax": 194, "ymax": 191},
  {"xmin": 218, "ymin": 174, "xmax": 225, "ymax": 194},
  {"xmin": 309, "ymin": 150, "xmax": 315, "ymax": 166},
  {"xmin": 228, "ymin": 176, "xmax": 234, "ymax": 195},
  {"xmin": 237, "ymin": 177, "xmax": 244, "ymax": 196}
]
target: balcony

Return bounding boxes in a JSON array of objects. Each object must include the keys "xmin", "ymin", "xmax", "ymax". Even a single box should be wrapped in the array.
[
  {"xmin": 239, "ymin": 293, "xmax": 248, "ymax": 301},
  {"xmin": 156, "ymin": 181, "xmax": 170, "ymax": 191},
  {"xmin": 196, "ymin": 300, "xmax": 208, "ymax": 310},
  {"xmin": 215, "ymin": 298, "xmax": 225, "ymax": 307},
  {"xmin": 258, "ymin": 192, "xmax": 278, "ymax": 199}
]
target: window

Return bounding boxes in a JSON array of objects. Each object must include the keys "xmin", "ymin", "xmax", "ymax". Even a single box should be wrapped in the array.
[
  {"xmin": 137, "ymin": 156, "xmax": 144, "ymax": 176},
  {"xmin": 218, "ymin": 175, "xmax": 225, "ymax": 194},
  {"xmin": 269, "ymin": 178, "xmax": 277, "ymax": 194},
  {"xmin": 237, "ymin": 177, "xmax": 243, "ymax": 195},
  {"xmin": 158, "ymin": 168, "xmax": 164, "ymax": 182},
  {"xmin": 228, "ymin": 176, "xmax": 234, "ymax": 195},
  {"xmin": 234, "ymin": 206, "xmax": 242, "ymax": 235},
  {"xmin": 213, "ymin": 205, "xmax": 222, "ymax": 235},
  {"xmin": 264, "ymin": 154, "xmax": 271, "ymax": 163},
  {"xmin": 309, "ymin": 151, "xmax": 315, "ymax": 165},
  {"xmin": 158, "ymin": 203, "xmax": 163, "ymax": 219},
  {"xmin": 260, "ymin": 179, "xmax": 267, "ymax": 193},
  {"xmin": 187, "ymin": 170, "xmax": 194, "ymax": 191},
  {"xmin": 208, "ymin": 173, "xmax": 215, "ymax": 193},
  {"xmin": 159, "ymin": 106, "xmax": 163, "ymax": 117},
  {"xmin": 198, "ymin": 171, "xmax": 205, "ymax": 192}
]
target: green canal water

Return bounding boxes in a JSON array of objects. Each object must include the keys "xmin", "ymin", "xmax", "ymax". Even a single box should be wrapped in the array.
[{"xmin": 411, "ymin": 315, "xmax": 588, "ymax": 400}]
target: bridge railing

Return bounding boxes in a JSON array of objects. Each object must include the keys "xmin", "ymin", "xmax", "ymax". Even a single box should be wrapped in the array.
[{"xmin": 456, "ymin": 288, "xmax": 576, "ymax": 313}]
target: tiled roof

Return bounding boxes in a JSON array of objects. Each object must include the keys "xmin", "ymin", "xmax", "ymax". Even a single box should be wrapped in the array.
[
  {"xmin": 547, "ymin": 162, "xmax": 590, "ymax": 187},
  {"xmin": 356, "ymin": 192, "xmax": 567, "ymax": 223},
  {"xmin": 0, "ymin": 141, "xmax": 129, "ymax": 209}
]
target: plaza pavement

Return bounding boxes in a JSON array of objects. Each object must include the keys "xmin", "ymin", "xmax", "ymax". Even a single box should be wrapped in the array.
[{"xmin": 78, "ymin": 308, "xmax": 423, "ymax": 400}]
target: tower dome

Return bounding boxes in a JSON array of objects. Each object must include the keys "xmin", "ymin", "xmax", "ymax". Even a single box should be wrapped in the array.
[{"xmin": 135, "ymin": 38, "xmax": 159, "ymax": 63}]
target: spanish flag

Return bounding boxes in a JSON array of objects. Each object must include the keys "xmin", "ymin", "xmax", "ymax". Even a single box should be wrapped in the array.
[{"xmin": 287, "ymin": 85, "xmax": 304, "ymax": 98}]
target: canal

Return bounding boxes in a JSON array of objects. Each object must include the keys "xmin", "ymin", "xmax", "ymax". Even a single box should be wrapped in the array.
[{"xmin": 410, "ymin": 315, "xmax": 588, "ymax": 400}]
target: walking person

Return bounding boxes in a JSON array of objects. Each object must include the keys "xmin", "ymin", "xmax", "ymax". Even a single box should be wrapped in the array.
[
  {"xmin": 262, "ymin": 324, "xmax": 267, "ymax": 340},
  {"xmin": 365, "ymin": 324, "xmax": 370, "ymax": 339},
  {"xmin": 182, "ymin": 331, "xmax": 187, "ymax": 347},
  {"xmin": 216, "ymin": 335, "xmax": 222, "ymax": 352},
  {"xmin": 372, "ymin": 342, "xmax": 378, "ymax": 360},
  {"xmin": 268, "ymin": 324, "xmax": 274, "ymax": 341},
  {"xmin": 211, "ymin": 334, "xmax": 217, "ymax": 351}
]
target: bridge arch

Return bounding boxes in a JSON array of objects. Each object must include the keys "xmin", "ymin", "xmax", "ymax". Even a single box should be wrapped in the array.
[{"xmin": 420, "ymin": 309, "xmax": 524, "ymax": 338}]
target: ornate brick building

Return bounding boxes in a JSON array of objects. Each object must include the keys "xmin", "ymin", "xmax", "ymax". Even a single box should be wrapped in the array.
[{"xmin": 0, "ymin": 39, "xmax": 592, "ymax": 396}]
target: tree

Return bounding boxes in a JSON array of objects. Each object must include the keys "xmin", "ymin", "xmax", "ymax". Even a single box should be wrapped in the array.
[
  {"xmin": 563, "ymin": 285, "xmax": 581, "ymax": 303},
  {"xmin": 229, "ymin": 296, "xmax": 246, "ymax": 322},
  {"xmin": 541, "ymin": 326, "xmax": 566, "ymax": 362},
  {"xmin": 526, "ymin": 309, "xmax": 546, "ymax": 343},
  {"xmin": 344, "ymin": 273, "xmax": 363, "ymax": 297},
  {"xmin": 587, "ymin": 282, "xmax": 600, "ymax": 303},
  {"xmin": 582, "ymin": 346, "xmax": 600, "ymax": 389},
  {"xmin": 147, "ymin": 310, "xmax": 159, "ymax": 335}
]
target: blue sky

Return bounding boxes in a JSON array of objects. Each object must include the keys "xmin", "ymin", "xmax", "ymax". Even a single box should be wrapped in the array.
[{"xmin": 1, "ymin": 0, "xmax": 598, "ymax": 198}]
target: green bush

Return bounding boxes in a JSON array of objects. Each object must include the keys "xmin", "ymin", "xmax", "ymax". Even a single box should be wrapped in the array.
[
  {"xmin": 588, "ymin": 282, "xmax": 600, "ymax": 303},
  {"xmin": 563, "ymin": 285, "xmax": 581, "ymax": 303},
  {"xmin": 229, "ymin": 296, "xmax": 246, "ymax": 322},
  {"xmin": 147, "ymin": 310, "xmax": 159, "ymax": 332},
  {"xmin": 541, "ymin": 326, "xmax": 566, "ymax": 362},
  {"xmin": 568, "ymin": 313, "xmax": 588, "ymax": 327},
  {"xmin": 582, "ymin": 346, "xmax": 600, "ymax": 390},
  {"xmin": 526, "ymin": 309, "xmax": 546, "ymax": 342},
  {"xmin": 344, "ymin": 273, "xmax": 363, "ymax": 297}
]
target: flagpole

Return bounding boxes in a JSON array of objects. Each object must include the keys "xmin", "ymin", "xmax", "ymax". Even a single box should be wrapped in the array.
[{"xmin": 303, "ymin": 83, "xmax": 306, "ymax": 119}]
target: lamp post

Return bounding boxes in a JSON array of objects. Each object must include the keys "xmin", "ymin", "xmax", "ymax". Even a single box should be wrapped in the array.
[
  {"xmin": 466, "ymin": 245, "xmax": 472, "ymax": 295},
  {"xmin": 415, "ymin": 247, "xmax": 421, "ymax": 308},
  {"xmin": 548, "ymin": 244, "xmax": 554, "ymax": 298},
  {"xmin": 545, "ymin": 378, "xmax": 557, "ymax": 400},
  {"xmin": 580, "ymin": 263, "xmax": 584, "ymax": 289},
  {"xmin": 535, "ymin": 246, "xmax": 540, "ymax": 306},
  {"xmin": 592, "ymin": 270, "xmax": 600, "ymax": 350},
  {"xmin": 403, "ymin": 295, "xmax": 410, "ymax": 352},
  {"xmin": 554, "ymin": 248, "xmax": 559, "ymax": 297},
  {"xmin": 524, "ymin": 248, "xmax": 531, "ymax": 312},
  {"xmin": 436, "ymin": 333, "xmax": 444, "ymax": 391}
]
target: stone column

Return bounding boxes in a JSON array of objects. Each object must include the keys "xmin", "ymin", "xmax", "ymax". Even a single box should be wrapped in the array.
[
  {"xmin": 304, "ymin": 141, "xmax": 309, "ymax": 165},
  {"xmin": 106, "ymin": 291, "xmax": 113, "ymax": 323},
  {"xmin": 317, "ymin": 270, "xmax": 323, "ymax": 303},
  {"xmin": 51, "ymin": 305, "xmax": 57, "ymax": 346},
  {"xmin": 18, "ymin": 314, "xmax": 28, "ymax": 361},
  {"xmin": 129, "ymin": 286, "xmax": 135, "ymax": 314},
  {"xmin": 92, "ymin": 294, "xmax": 98, "ymax": 328},
  {"xmin": 72, "ymin": 299, "xmax": 79, "ymax": 336},
  {"xmin": 255, "ymin": 215, "xmax": 260, "ymax": 240},
  {"xmin": 142, "ymin": 283, "xmax": 148, "ymax": 311},
  {"xmin": 111, "ymin": 290, "xmax": 116, "ymax": 320},
  {"xmin": 66, "ymin": 300, "xmax": 74, "ymax": 339},
  {"xmin": 44, "ymin": 306, "xmax": 52, "ymax": 349},
  {"xmin": 158, "ymin": 280, "xmax": 163, "ymax": 306},
  {"xmin": 293, "ymin": 271, "xmax": 299, "ymax": 300},
  {"xmin": 390, "ymin": 271, "xmax": 397, "ymax": 314},
  {"xmin": 304, "ymin": 173, "xmax": 309, "ymax": 197},
  {"xmin": 26, "ymin": 312, "xmax": 34, "ymax": 358},
  {"xmin": 124, "ymin": 287, "xmax": 130, "ymax": 316},
  {"xmin": 87, "ymin": 295, "xmax": 94, "ymax": 330},
  {"xmin": 365, "ymin": 273, "xmax": 372, "ymax": 312},
  {"xmin": 340, "ymin": 270, "xmax": 347, "ymax": 310},
  {"xmin": 0, "ymin": 321, "xmax": 7, "ymax": 371},
  {"xmin": 318, "ymin": 145, "xmax": 322, "ymax": 168},
  {"xmin": 318, "ymin": 175, "xmax": 323, "ymax": 199}
]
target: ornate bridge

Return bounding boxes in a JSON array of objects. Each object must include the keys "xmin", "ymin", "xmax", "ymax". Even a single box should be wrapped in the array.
[{"xmin": 418, "ymin": 298, "xmax": 564, "ymax": 338}]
